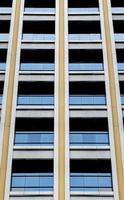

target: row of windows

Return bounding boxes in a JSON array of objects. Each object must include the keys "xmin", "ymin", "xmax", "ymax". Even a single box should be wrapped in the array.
[
  {"xmin": 1, "ymin": 33, "xmax": 124, "ymax": 41},
  {"xmin": 13, "ymin": 118, "xmax": 109, "ymax": 144},
  {"xmin": 16, "ymin": 95, "xmax": 106, "ymax": 105},
  {"xmin": 1, "ymin": 63, "xmax": 124, "ymax": 71},
  {"xmin": 1, "ymin": 7, "xmax": 124, "ymax": 14},
  {"xmin": 0, "ymin": 95, "xmax": 107, "ymax": 106},
  {"xmin": 14, "ymin": 131, "xmax": 109, "ymax": 146},
  {"xmin": 11, "ymin": 172, "xmax": 112, "ymax": 192},
  {"xmin": 1, "ymin": 95, "xmax": 124, "ymax": 106},
  {"xmin": 10, "ymin": 159, "xmax": 112, "ymax": 192}
]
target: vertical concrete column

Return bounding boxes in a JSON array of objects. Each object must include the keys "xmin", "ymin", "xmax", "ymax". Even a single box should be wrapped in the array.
[
  {"xmin": 100, "ymin": 0, "xmax": 124, "ymax": 199},
  {"xmin": 54, "ymin": 0, "xmax": 69, "ymax": 198},
  {"xmin": 0, "ymin": 0, "xmax": 22, "ymax": 199},
  {"xmin": 58, "ymin": 0, "xmax": 65, "ymax": 198}
]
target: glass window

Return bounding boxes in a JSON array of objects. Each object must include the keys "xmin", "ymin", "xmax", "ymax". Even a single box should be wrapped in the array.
[
  {"xmin": 70, "ymin": 132, "xmax": 109, "ymax": 146},
  {"xmin": 70, "ymin": 173, "xmax": 112, "ymax": 191},
  {"xmin": 69, "ymin": 63, "xmax": 103, "ymax": 71},
  {"xmin": 11, "ymin": 173, "xmax": 53, "ymax": 191},
  {"xmin": 17, "ymin": 95, "xmax": 54, "ymax": 105},
  {"xmin": 69, "ymin": 95, "xmax": 106, "ymax": 105},
  {"xmin": 14, "ymin": 132, "xmax": 54, "ymax": 146},
  {"xmin": 20, "ymin": 63, "xmax": 54, "ymax": 71}
]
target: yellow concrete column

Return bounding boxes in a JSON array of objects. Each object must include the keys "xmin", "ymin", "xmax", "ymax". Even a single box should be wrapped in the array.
[
  {"xmin": 102, "ymin": 0, "xmax": 124, "ymax": 199},
  {"xmin": 0, "ymin": 0, "xmax": 21, "ymax": 199},
  {"xmin": 58, "ymin": 0, "xmax": 65, "ymax": 199}
]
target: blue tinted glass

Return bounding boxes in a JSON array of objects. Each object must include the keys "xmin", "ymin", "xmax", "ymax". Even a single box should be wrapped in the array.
[
  {"xmin": 0, "ymin": 96, "xmax": 2, "ymax": 104},
  {"xmin": 20, "ymin": 63, "xmax": 54, "ymax": 71},
  {"xmin": 22, "ymin": 34, "xmax": 55, "ymax": 41},
  {"xmin": 70, "ymin": 134, "xmax": 82, "ymax": 144},
  {"xmin": 27, "ymin": 134, "xmax": 40, "ymax": 143},
  {"xmin": 12, "ymin": 176, "xmax": 25, "ymax": 187},
  {"xmin": 70, "ymin": 173, "xmax": 112, "ymax": 191},
  {"xmin": 0, "ymin": 63, "xmax": 6, "ymax": 71},
  {"xmin": 0, "ymin": 7, "xmax": 12, "ymax": 13},
  {"xmin": 118, "ymin": 63, "xmax": 124, "ymax": 70},
  {"xmin": 11, "ymin": 173, "xmax": 53, "ymax": 191},
  {"xmin": 0, "ymin": 34, "xmax": 9, "ymax": 40},
  {"xmin": 70, "ymin": 96, "xmax": 106, "ymax": 105},
  {"xmin": 99, "ymin": 176, "xmax": 112, "ymax": 187},
  {"xmin": 70, "ymin": 176, "xmax": 82, "ymax": 187},
  {"xmin": 96, "ymin": 134, "xmax": 108, "ymax": 144},
  {"xmin": 121, "ymin": 96, "xmax": 124, "ymax": 104},
  {"xmin": 15, "ymin": 134, "xmax": 28, "ymax": 144},
  {"xmin": 15, "ymin": 132, "xmax": 54, "ymax": 145},
  {"xmin": 25, "ymin": 8, "xmax": 55, "ymax": 13},
  {"xmin": 42, "ymin": 134, "xmax": 53, "ymax": 143},
  {"xmin": 84, "ymin": 176, "xmax": 98, "ymax": 187},
  {"xmin": 40, "ymin": 176, "xmax": 53, "ymax": 187},
  {"xmin": 70, "ymin": 132, "xmax": 109, "ymax": 146},
  {"xmin": 17, "ymin": 96, "xmax": 54, "ymax": 105},
  {"xmin": 69, "ymin": 34, "xmax": 101, "ymax": 41},
  {"xmin": 25, "ymin": 176, "xmax": 39, "ymax": 187},
  {"xmin": 112, "ymin": 7, "xmax": 124, "ymax": 13},
  {"xmin": 83, "ymin": 134, "xmax": 96, "ymax": 143},
  {"xmin": 69, "ymin": 63, "xmax": 103, "ymax": 71},
  {"xmin": 114, "ymin": 34, "xmax": 124, "ymax": 41}
]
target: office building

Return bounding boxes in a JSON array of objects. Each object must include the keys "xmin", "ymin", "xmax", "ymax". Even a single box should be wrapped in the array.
[{"xmin": 0, "ymin": 0, "xmax": 124, "ymax": 199}]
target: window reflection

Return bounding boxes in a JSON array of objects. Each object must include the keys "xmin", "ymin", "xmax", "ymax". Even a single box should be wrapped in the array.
[
  {"xmin": 114, "ymin": 34, "xmax": 124, "ymax": 41},
  {"xmin": 69, "ymin": 95, "xmax": 106, "ymax": 105},
  {"xmin": 118, "ymin": 63, "xmax": 124, "ymax": 71},
  {"xmin": 11, "ymin": 173, "xmax": 53, "ymax": 191},
  {"xmin": 0, "ymin": 63, "xmax": 6, "ymax": 71},
  {"xmin": 70, "ymin": 131, "xmax": 109, "ymax": 146},
  {"xmin": 22, "ymin": 34, "xmax": 55, "ymax": 41},
  {"xmin": 0, "ymin": 33, "xmax": 9, "ymax": 40},
  {"xmin": 14, "ymin": 131, "xmax": 54, "ymax": 146},
  {"xmin": 0, "ymin": 7, "xmax": 11, "ymax": 13},
  {"xmin": 112, "ymin": 7, "xmax": 124, "ymax": 14},
  {"xmin": 20, "ymin": 63, "xmax": 54, "ymax": 71},
  {"xmin": 17, "ymin": 95, "xmax": 54, "ymax": 105},
  {"xmin": 24, "ymin": 8, "xmax": 55, "ymax": 13},
  {"xmin": 0, "ymin": 95, "xmax": 2, "ymax": 104},
  {"xmin": 69, "ymin": 63, "xmax": 103, "ymax": 71},
  {"xmin": 70, "ymin": 173, "xmax": 112, "ymax": 191}
]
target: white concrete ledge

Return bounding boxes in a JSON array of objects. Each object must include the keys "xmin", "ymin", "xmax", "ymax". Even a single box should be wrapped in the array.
[
  {"xmin": 69, "ymin": 71, "xmax": 104, "ymax": 75},
  {"xmin": 10, "ymin": 191, "xmax": 53, "ymax": 200},
  {"xmin": 19, "ymin": 74, "xmax": 54, "ymax": 82},
  {"xmin": 70, "ymin": 109, "xmax": 107, "ymax": 118},
  {"xmin": 71, "ymin": 191, "xmax": 114, "ymax": 200},
  {"xmin": 113, "ymin": 14, "xmax": 124, "ymax": 20},
  {"xmin": 68, "ymin": 15, "xmax": 100, "ymax": 21},
  {"xmin": 21, "ymin": 43, "xmax": 55, "ymax": 50},
  {"xmin": 13, "ymin": 146, "xmax": 53, "ymax": 159},
  {"xmin": 24, "ymin": 12, "xmax": 55, "ymax": 16},
  {"xmin": 0, "ymin": 42, "xmax": 8, "ymax": 49},
  {"xmin": 70, "ymin": 146, "xmax": 110, "ymax": 159},
  {"xmin": 69, "ymin": 43, "xmax": 102, "ymax": 49},
  {"xmin": 70, "ymin": 105, "xmax": 107, "ymax": 110},
  {"xmin": 16, "ymin": 106, "xmax": 54, "ymax": 118},
  {"xmin": 23, "ymin": 15, "xmax": 55, "ymax": 21},
  {"xmin": 116, "ymin": 43, "xmax": 124, "ymax": 49},
  {"xmin": 0, "ymin": 14, "xmax": 11, "ymax": 20},
  {"xmin": 0, "ymin": 73, "xmax": 5, "ymax": 81},
  {"xmin": 69, "ymin": 74, "xmax": 105, "ymax": 81},
  {"xmin": 19, "ymin": 71, "xmax": 54, "ymax": 75}
]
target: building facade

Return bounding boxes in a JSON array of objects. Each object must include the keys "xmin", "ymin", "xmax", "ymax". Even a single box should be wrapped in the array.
[{"xmin": 0, "ymin": 0, "xmax": 124, "ymax": 199}]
